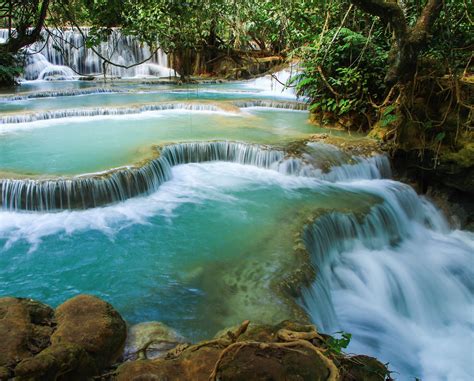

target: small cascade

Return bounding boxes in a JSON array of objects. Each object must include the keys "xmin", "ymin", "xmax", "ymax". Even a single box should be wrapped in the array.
[
  {"xmin": 1, "ymin": 157, "xmax": 173, "ymax": 211},
  {"xmin": 0, "ymin": 142, "xmax": 283, "ymax": 211},
  {"xmin": 160, "ymin": 141, "xmax": 284, "ymax": 168},
  {"xmin": 244, "ymin": 63, "xmax": 300, "ymax": 98},
  {"xmin": 0, "ymin": 141, "xmax": 388, "ymax": 211},
  {"xmin": 0, "ymin": 88, "xmax": 126, "ymax": 102},
  {"xmin": 300, "ymin": 181, "xmax": 473, "ymax": 380},
  {"xmin": 0, "ymin": 28, "xmax": 175, "ymax": 80},
  {"xmin": 275, "ymin": 142, "xmax": 391, "ymax": 181},
  {"xmin": 0, "ymin": 103, "xmax": 227, "ymax": 125},
  {"xmin": 24, "ymin": 52, "xmax": 76, "ymax": 81},
  {"xmin": 233, "ymin": 100, "xmax": 307, "ymax": 111}
]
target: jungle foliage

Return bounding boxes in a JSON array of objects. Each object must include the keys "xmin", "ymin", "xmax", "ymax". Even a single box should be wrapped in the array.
[{"xmin": 0, "ymin": 0, "xmax": 472, "ymax": 158}]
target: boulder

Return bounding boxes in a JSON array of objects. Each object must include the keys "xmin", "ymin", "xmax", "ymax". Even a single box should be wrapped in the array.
[
  {"xmin": 213, "ymin": 342, "xmax": 336, "ymax": 381},
  {"xmin": 52, "ymin": 295, "xmax": 127, "ymax": 371},
  {"xmin": 14, "ymin": 343, "xmax": 95, "ymax": 381},
  {"xmin": 124, "ymin": 321, "xmax": 184, "ymax": 361},
  {"xmin": 0, "ymin": 295, "xmax": 127, "ymax": 381},
  {"xmin": 0, "ymin": 297, "xmax": 55, "ymax": 372}
]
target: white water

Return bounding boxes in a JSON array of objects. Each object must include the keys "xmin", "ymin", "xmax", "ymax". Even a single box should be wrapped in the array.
[
  {"xmin": 0, "ymin": 142, "xmax": 388, "ymax": 211},
  {"xmin": 0, "ymin": 28, "xmax": 175, "ymax": 80},
  {"xmin": 0, "ymin": 162, "xmax": 322, "ymax": 251},
  {"xmin": 0, "ymin": 103, "xmax": 239, "ymax": 125},
  {"xmin": 244, "ymin": 63, "xmax": 301, "ymax": 99},
  {"xmin": 302, "ymin": 180, "xmax": 474, "ymax": 381}
]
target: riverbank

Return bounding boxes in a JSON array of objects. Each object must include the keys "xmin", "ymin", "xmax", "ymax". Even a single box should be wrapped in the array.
[{"xmin": 0, "ymin": 295, "xmax": 389, "ymax": 380}]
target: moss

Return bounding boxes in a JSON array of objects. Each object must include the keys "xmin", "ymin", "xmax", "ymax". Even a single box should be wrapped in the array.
[{"xmin": 442, "ymin": 141, "xmax": 474, "ymax": 168}]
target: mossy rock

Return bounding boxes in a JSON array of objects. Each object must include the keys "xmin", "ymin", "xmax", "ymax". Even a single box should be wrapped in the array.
[
  {"xmin": 14, "ymin": 343, "xmax": 95, "ymax": 381},
  {"xmin": 52, "ymin": 294, "xmax": 127, "ymax": 371},
  {"xmin": 339, "ymin": 355, "xmax": 389, "ymax": 381},
  {"xmin": 0, "ymin": 297, "xmax": 55, "ymax": 371},
  {"xmin": 214, "ymin": 343, "xmax": 336, "ymax": 381}
]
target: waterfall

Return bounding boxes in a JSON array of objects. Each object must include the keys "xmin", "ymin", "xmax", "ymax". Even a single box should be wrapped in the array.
[
  {"xmin": 301, "ymin": 180, "xmax": 473, "ymax": 380},
  {"xmin": 0, "ymin": 28, "xmax": 175, "ymax": 80},
  {"xmin": 0, "ymin": 88, "xmax": 126, "ymax": 102},
  {"xmin": 244, "ymin": 63, "xmax": 302, "ymax": 98},
  {"xmin": 0, "ymin": 142, "xmax": 283, "ymax": 211},
  {"xmin": 0, "ymin": 103, "xmax": 229, "ymax": 125},
  {"xmin": 0, "ymin": 141, "xmax": 388, "ymax": 211}
]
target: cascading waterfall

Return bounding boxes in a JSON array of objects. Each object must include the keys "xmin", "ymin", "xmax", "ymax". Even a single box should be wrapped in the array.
[
  {"xmin": 0, "ymin": 103, "xmax": 228, "ymax": 124},
  {"xmin": 301, "ymin": 180, "xmax": 474, "ymax": 380},
  {"xmin": 0, "ymin": 142, "xmax": 283, "ymax": 211},
  {"xmin": 0, "ymin": 88, "xmax": 126, "ymax": 102},
  {"xmin": 244, "ymin": 63, "xmax": 300, "ymax": 98},
  {"xmin": 0, "ymin": 28, "xmax": 175, "ymax": 80},
  {"xmin": 0, "ymin": 100, "xmax": 307, "ymax": 126},
  {"xmin": 0, "ymin": 141, "xmax": 388, "ymax": 211}
]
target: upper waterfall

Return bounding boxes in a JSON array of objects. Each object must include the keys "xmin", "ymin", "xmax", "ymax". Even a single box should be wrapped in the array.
[{"xmin": 0, "ymin": 28, "xmax": 175, "ymax": 81}]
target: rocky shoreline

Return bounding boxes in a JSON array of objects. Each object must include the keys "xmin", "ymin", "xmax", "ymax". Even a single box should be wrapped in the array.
[{"xmin": 0, "ymin": 295, "xmax": 390, "ymax": 380}]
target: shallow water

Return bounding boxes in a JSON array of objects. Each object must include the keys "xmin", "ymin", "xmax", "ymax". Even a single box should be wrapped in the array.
[{"xmin": 0, "ymin": 109, "xmax": 317, "ymax": 175}]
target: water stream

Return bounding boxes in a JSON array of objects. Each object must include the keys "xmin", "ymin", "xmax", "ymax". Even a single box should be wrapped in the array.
[{"xmin": 0, "ymin": 34, "xmax": 472, "ymax": 380}]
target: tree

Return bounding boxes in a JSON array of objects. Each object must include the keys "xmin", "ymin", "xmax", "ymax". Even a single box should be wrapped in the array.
[
  {"xmin": 349, "ymin": 0, "xmax": 442, "ymax": 86},
  {"xmin": 0, "ymin": 0, "xmax": 50, "ymax": 53}
]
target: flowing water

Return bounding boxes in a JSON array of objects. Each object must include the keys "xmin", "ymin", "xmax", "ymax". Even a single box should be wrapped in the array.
[{"xmin": 0, "ymin": 33, "xmax": 473, "ymax": 380}]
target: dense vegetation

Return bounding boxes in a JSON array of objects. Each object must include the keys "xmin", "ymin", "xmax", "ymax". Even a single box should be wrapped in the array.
[{"xmin": 0, "ymin": 0, "xmax": 472, "ymax": 180}]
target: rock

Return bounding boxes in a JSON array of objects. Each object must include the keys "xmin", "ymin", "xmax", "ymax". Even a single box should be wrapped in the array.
[
  {"xmin": 14, "ymin": 343, "xmax": 95, "ymax": 381},
  {"xmin": 124, "ymin": 321, "xmax": 184, "ymax": 361},
  {"xmin": 52, "ymin": 295, "xmax": 127, "ymax": 371},
  {"xmin": 0, "ymin": 366, "xmax": 11, "ymax": 379},
  {"xmin": 214, "ymin": 342, "xmax": 337, "ymax": 381},
  {"xmin": 117, "ymin": 346, "xmax": 222, "ymax": 381},
  {"xmin": 0, "ymin": 295, "xmax": 127, "ymax": 380},
  {"xmin": 0, "ymin": 297, "xmax": 55, "ymax": 371},
  {"xmin": 340, "ymin": 355, "xmax": 389, "ymax": 381}
]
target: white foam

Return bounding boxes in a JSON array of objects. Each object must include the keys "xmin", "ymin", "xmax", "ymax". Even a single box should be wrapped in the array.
[
  {"xmin": 302, "ymin": 179, "xmax": 474, "ymax": 381},
  {"xmin": 0, "ymin": 108, "xmax": 242, "ymax": 133},
  {"xmin": 0, "ymin": 163, "xmax": 321, "ymax": 251}
]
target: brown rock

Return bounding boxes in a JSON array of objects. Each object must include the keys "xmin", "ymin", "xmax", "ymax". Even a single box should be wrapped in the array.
[
  {"xmin": 0, "ymin": 297, "xmax": 54, "ymax": 371},
  {"xmin": 340, "ymin": 355, "xmax": 389, "ymax": 381},
  {"xmin": 117, "ymin": 346, "xmax": 222, "ymax": 381},
  {"xmin": 14, "ymin": 343, "xmax": 96, "ymax": 381},
  {"xmin": 215, "ymin": 343, "xmax": 336, "ymax": 381},
  {"xmin": 52, "ymin": 295, "xmax": 127, "ymax": 371},
  {"xmin": 124, "ymin": 321, "xmax": 184, "ymax": 361}
]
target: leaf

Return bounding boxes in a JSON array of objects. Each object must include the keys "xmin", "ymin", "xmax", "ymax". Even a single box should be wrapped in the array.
[
  {"xmin": 383, "ymin": 104, "xmax": 396, "ymax": 116},
  {"xmin": 435, "ymin": 132, "xmax": 446, "ymax": 142}
]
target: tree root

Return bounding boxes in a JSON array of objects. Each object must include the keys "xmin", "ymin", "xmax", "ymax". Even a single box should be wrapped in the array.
[{"xmin": 208, "ymin": 321, "xmax": 339, "ymax": 381}]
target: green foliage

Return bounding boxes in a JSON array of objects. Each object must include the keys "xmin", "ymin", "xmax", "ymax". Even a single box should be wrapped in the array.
[
  {"xmin": 426, "ymin": 0, "xmax": 474, "ymax": 72},
  {"xmin": 294, "ymin": 27, "xmax": 387, "ymax": 123},
  {"xmin": 326, "ymin": 331, "xmax": 352, "ymax": 355},
  {"xmin": 380, "ymin": 105, "xmax": 398, "ymax": 128},
  {"xmin": 0, "ymin": 53, "xmax": 23, "ymax": 87}
]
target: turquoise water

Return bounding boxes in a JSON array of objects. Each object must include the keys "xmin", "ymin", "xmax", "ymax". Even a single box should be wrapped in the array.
[
  {"xmin": 0, "ymin": 80, "xmax": 473, "ymax": 380},
  {"xmin": 0, "ymin": 81, "xmax": 296, "ymax": 113},
  {"xmin": 0, "ymin": 110, "xmax": 316, "ymax": 175},
  {"xmin": 0, "ymin": 162, "xmax": 376, "ymax": 339}
]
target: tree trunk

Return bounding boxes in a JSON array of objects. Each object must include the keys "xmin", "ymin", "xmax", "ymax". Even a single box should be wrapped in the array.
[
  {"xmin": 350, "ymin": 0, "xmax": 442, "ymax": 86},
  {"xmin": 1, "ymin": 0, "xmax": 50, "ymax": 54}
]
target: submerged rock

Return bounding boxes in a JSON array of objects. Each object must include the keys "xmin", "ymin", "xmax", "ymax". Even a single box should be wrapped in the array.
[{"xmin": 124, "ymin": 321, "xmax": 184, "ymax": 361}]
